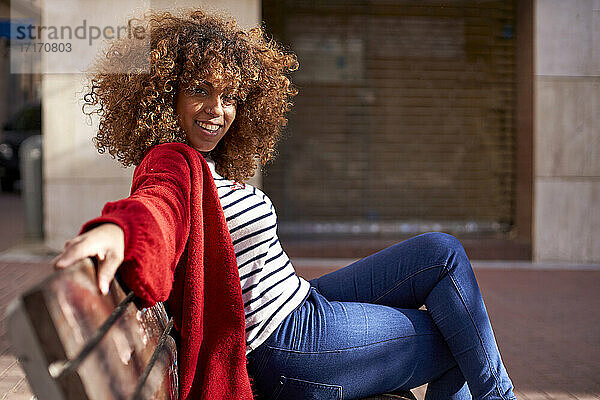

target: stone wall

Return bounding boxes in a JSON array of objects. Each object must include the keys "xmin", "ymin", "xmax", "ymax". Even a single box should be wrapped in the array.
[{"xmin": 534, "ymin": 0, "xmax": 600, "ymax": 262}]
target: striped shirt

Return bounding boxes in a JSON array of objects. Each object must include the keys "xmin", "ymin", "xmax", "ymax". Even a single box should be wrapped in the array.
[{"xmin": 207, "ymin": 160, "xmax": 311, "ymax": 354}]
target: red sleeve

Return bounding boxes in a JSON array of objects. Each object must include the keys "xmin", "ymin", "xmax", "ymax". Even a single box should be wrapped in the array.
[{"xmin": 81, "ymin": 145, "xmax": 193, "ymax": 305}]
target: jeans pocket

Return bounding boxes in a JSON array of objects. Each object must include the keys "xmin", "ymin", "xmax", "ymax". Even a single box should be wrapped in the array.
[{"xmin": 270, "ymin": 376, "xmax": 342, "ymax": 400}]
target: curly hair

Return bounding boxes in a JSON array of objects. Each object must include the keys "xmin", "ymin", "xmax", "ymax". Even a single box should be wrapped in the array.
[{"xmin": 83, "ymin": 9, "xmax": 298, "ymax": 181}]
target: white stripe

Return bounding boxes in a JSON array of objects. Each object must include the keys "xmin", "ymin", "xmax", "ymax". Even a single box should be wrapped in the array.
[{"xmin": 207, "ymin": 159, "xmax": 310, "ymax": 354}]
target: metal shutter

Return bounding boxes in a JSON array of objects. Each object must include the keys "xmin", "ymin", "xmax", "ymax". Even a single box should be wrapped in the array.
[{"xmin": 263, "ymin": 0, "xmax": 517, "ymax": 237}]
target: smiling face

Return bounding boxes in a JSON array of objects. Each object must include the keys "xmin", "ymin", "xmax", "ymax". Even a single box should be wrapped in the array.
[{"xmin": 175, "ymin": 78, "xmax": 238, "ymax": 153}]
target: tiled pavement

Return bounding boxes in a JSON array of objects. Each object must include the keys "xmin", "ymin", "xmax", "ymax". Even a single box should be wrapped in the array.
[
  {"xmin": 1, "ymin": 194, "xmax": 599, "ymax": 399},
  {"xmin": 297, "ymin": 263, "xmax": 600, "ymax": 400},
  {"xmin": 0, "ymin": 261, "xmax": 51, "ymax": 400}
]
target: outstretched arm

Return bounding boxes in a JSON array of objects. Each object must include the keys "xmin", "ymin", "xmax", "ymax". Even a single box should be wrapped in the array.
[{"xmin": 53, "ymin": 145, "xmax": 194, "ymax": 304}]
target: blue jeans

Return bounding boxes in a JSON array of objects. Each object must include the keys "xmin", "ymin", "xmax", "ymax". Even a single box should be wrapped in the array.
[{"xmin": 247, "ymin": 232, "xmax": 516, "ymax": 400}]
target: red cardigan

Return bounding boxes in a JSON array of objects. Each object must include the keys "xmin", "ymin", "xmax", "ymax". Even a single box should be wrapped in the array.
[{"xmin": 82, "ymin": 143, "xmax": 254, "ymax": 400}]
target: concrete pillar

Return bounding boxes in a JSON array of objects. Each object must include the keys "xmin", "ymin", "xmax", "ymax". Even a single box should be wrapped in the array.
[
  {"xmin": 43, "ymin": 0, "xmax": 261, "ymax": 250},
  {"xmin": 534, "ymin": 0, "xmax": 600, "ymax": 263}
]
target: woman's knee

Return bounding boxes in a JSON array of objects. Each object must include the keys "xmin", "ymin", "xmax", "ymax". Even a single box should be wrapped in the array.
[
  {"xmin": 418, "ymin": 232, "xmax": 465, "ymax": 252},
  {"xmin": 414, "ymin": 232, "xmax": 469, "ymax": 268}
]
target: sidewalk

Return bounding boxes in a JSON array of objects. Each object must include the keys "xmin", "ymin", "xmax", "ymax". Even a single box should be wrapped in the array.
[
  {"xmin": 1, "ymin": 256, "xmax": 599, "ymax": 400},
  {"xmin": 0, "ymin": 260, "xmax": 51, "ymax": 400}
]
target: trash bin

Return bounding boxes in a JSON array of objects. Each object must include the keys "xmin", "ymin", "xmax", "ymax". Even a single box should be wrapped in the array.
[{"xmin": 19, "ymin": 135, "xmax": 43, "ymax": 239}]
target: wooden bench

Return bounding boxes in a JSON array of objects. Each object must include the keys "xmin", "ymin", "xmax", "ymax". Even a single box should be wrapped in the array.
[
  {"xmin": 6, "ymin": 258, "xmax": 177, "ymax": 400},
  {"xmin": 6, "ymin": 258, "xmax": 416, "ymax": 400}
]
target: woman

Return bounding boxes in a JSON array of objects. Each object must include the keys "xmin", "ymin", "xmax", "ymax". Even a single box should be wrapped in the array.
[{"xmin": 55, "ymin": 9, "xmax": 517, "ymax": 400}]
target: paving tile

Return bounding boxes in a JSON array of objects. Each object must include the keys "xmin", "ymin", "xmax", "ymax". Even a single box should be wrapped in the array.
[
  {"xmin": 2, "ymin": 394, "xmax": 34, "ymax": 400},
  {"xmin": 0, "ymin": 358, "xmax": 31, "ymax": 400},
  {"xmin": 569, "ymin": 394, "xmax": 600, "ymax": 400},
  {"xmin": 10, "ymin": 376, "xmax": 32, "ymax": 394},
  {"xmin": 520, "ymin": 392, "xmax": 553, "ymax": 400},
  {"xmin": 542, "ymin": 391, "xmax": 579, "ymax": 400},
  {"xmin": 412, "ymin": 385, "xmax": 426, "ymax": 399},
  {"xmin": 0, "ymin": 357, "xmax": 17, "ymax": 378},
  {"xmin": 514, "ymin": 389, "xmax": 531, "ymax": 400}
]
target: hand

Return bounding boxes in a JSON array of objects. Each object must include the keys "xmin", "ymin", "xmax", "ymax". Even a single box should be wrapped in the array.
[{"xmin": 53, "ymin": 223, "xmax": 125, "ymax": 295}]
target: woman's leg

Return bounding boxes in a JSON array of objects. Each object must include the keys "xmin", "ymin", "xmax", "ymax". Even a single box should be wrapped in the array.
[
  {"xmin": 425, "ymin": 366, "xmax": 470, "ymax": 400},
  {"xmin": 310, "ymin": 232, "xmax": 515, "ymax": 400},
  {"xmin": 247, "ymin": 289, "xmax": 470, "ymax": 400}
]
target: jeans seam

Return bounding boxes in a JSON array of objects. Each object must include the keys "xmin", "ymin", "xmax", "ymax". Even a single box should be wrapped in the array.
[
  {"xmin": 249, "ymin": 348, "xmax": 272, "ymax": 383},
  {"xmin": 372, "ymin": 264, "xmax": 445, "ymax": 304},
  {"xmin": 265, "ymin": 332, "xmax": 439, "ymax": 354},
  {"xmin": 448, "ymin": 270, "xmax": 508, "ymax": 400}
]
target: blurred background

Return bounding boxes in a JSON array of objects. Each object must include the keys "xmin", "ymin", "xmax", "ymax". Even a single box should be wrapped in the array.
[
  {"xmin": 1, "ymin": 0, "xmax": 597, "ymax": 263},
  {"xmin": 0, "ymin": 1, "xmax": 599, "ymax": 399}
]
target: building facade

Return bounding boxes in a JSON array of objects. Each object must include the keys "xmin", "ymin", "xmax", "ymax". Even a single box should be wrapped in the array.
[{"xmin": 36, "ymin": 0, "xmax": 598, "ymax": 263}]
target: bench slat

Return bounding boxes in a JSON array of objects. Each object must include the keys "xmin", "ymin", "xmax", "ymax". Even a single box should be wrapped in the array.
[{"xmin": 7, "ymin": 258, "xmax": 178, "ymax": 400}]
